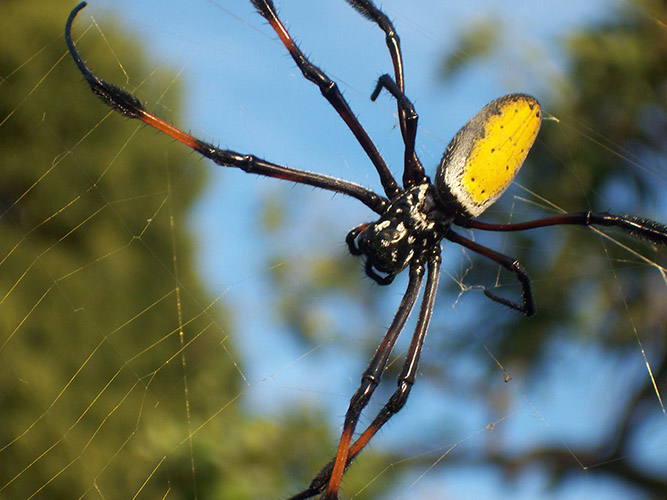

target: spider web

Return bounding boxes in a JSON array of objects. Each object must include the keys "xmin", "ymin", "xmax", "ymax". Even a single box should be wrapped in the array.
[{"xmin": 1, "ymin": 1, "xmax": 665, "ymax": 499}]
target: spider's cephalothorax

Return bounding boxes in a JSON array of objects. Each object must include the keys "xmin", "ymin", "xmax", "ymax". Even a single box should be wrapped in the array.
[
  {"xmin": 65, "ymin": 1, "xmax": 667, "ymax": 499},
  {"xmin": 347, "ymin": 183, "xmax": 450, "ymax": 285},
  {"xmin": 347, "ymin": 93, "xmax": 543, "ymax": 287}
]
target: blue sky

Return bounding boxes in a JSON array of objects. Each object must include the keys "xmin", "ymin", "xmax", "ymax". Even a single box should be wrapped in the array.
[{"xmin": 68, "ymin": 1, "xmax": 664, "ymax": 498}]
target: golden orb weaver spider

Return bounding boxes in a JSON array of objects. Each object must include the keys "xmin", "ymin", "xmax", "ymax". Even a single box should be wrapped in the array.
[{"xmin": 65, "ymin": 1, "xmax": 667, "ymax": 498}]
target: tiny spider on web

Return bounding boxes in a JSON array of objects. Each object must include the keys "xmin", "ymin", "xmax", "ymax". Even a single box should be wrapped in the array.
[{"xmin": 65, "ymin": 1, "xmax": 667, "ymax": 498}]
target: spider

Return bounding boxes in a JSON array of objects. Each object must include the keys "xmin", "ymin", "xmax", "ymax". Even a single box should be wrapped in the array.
[{"xmin": 65, "ymin": 1, "xmax": 667, "ymax": 498}]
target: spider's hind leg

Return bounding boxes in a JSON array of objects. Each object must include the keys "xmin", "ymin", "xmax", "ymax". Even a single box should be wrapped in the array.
[{"xmin": 445, "ymin": 229, "xmax": 536, "ymax": 316}]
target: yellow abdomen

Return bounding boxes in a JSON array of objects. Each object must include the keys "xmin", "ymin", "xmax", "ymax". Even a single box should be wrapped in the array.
[{"xmin": 436, "ymin": 94, "xmax": 542, "ymax": 218}]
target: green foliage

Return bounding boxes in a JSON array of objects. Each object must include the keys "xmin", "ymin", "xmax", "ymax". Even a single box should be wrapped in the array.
[
  {"xmin": 439, "ymin": 16, "xmax": 502, "ymax": 79},
  {"xmin": 1, "ymin": 1, "xmax": 226, "ymax": 497}
]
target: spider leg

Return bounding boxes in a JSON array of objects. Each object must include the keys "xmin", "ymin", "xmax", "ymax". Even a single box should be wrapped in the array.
[
  {"xmin": 445, "ymin": 229, "xmax": 536, "ymax": 316},
  {"xmin": 250, "ymin": 0, "xmax": 401, "ymax": 199},
  {"xmin": 291, "ymin": 260, "xmax": 425, "ymax": 500},
  {"xmin": 346, "ymin": 0, "xmax": 425, "ymax": 187},
  {"xmin": 371, "ymin": 74, "xmax": 425, "ymax": 186},
  {"xmin": 348, "ymin": 255, "xmax": 440, "ymax": 454},
  {"xmin": 289, "ymin": 254, "xmax": 441, "ymax": 500},
  {"xmin": 344, "ymin": 0, "xmax": 404, "ymax": 91},
  {"xmin": 455, "ymin": 211, "xmax": 667, "ymax": 248},
  {"xmin": 65, "ymin": 2, "xmax": 387, "ymax": 214},
  {"xmin": 343, "ymin": 0, "xmax": 424, "ymax": 182}
]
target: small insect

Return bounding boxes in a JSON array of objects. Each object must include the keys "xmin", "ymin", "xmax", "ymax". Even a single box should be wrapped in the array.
[{"xmin": 65, "ymin": 1, "xmax": 667, "ymax": 498}]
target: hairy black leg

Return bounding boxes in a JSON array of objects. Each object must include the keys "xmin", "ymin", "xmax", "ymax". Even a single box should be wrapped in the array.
[
  {"xmin": 371, "ymin": 74, "xmax": 425, "ymax": 186},
  {"xmin": 345, "ymin": 0, "xmax": 404, "ymax": 90},
  {"xmin": 346, "ymin": 0, "xmax": 426, "ymax": 186},
  {"xmin": 445, "ymin": 229, "xmax": 536, "ymax": 316},
  {"xmin": 455, "ymin": 211, "xmax": 667, "ymax": 248}
]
